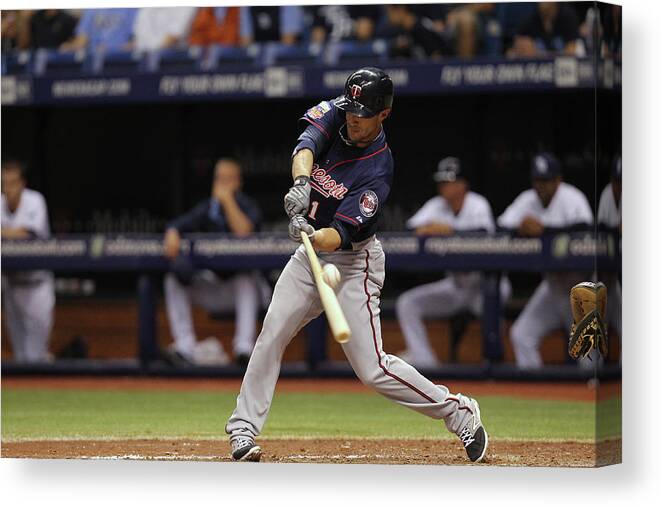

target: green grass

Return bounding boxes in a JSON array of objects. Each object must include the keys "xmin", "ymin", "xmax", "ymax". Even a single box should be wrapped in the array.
[{"xmin": 0, "ymin": 388, "xmax": 621, "ymax": 442}]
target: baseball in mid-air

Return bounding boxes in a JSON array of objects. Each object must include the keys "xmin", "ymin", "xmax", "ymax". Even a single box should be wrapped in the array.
[{"xmin": 322, "ymin": 263, "xmax": 341, "ymax": 289}]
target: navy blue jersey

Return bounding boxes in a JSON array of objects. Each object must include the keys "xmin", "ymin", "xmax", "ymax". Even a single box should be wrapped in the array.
[{"xmin": 293, "ymin": 98, "xmax": 394, "ymax": 249}]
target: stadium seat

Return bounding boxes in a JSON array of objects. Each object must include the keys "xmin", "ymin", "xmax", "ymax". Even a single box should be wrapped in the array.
[
  {"xmin": 34, "ymin": 49, "xmax": 92, "ymax": 77},
  {"xmin": 203, "ymin": 44, "xmax": 262, "ymax": 70},
  {"xmin": 325, "ymin": 40, "xmax": 390, "ymax": 66},
  {"xmin": 1, "ymin": 50, "xmax": 33, "ymax": 75},
  {"xmin": 147, "ymin": 47, "xmax": 204, "ymax": 73},
  {"xmin": 262, "ymin": 42, "xmax": 323, "ymax": 66},
  {"xmin": 94, "ymin": 49, "xmax": 145, "ymax": 75}
]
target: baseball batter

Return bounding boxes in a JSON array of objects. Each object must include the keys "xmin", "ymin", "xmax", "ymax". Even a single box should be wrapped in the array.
[
  {"xmin": 1, "ymin": 160, "xmax": 55, "ymax": 362},
  {"xmin": 226, "ymin": 68, "xmax": 488, "ymax": 463},
  {"xmin": 498, "ymin": 153, "xmax": 593, "ymax": 369},
  {"xmin": 396, "ymin": 157, "xmax": 510, "ymax": 367}
]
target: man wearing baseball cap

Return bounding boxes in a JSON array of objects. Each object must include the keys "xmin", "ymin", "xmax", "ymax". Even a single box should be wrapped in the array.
[
  {"xmin": 396, "ymin": 156, "xmax": 510, "ymax": 367},
  {"xmin": 498, "ymin": 152, "xmax": 593, "ymax": 369}
]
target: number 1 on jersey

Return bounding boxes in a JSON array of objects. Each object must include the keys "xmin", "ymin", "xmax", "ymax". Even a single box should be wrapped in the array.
[{"xmin": 308, "ymin": 200, "xmax": 319, "ymax": 220}]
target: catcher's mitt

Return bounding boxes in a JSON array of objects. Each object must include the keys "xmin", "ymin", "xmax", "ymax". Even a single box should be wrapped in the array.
[{"xmin": 568, "ymin": 282, "xmax": 608, "ymax": 359}]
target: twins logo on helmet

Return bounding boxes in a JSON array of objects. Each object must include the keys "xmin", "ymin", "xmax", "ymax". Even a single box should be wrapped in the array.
[
  {"xmin": 350, "ymin": 84, "xmax": 362, "ymax": 99},
  {"xmin": 359, "ymin": 190, "xmax": 378, "ymax": 217}
]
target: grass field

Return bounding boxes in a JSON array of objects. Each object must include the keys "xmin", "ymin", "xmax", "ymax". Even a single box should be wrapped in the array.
[{"xmin": 1, "ymin": 387, "xmax": 621, "ymax": 443}]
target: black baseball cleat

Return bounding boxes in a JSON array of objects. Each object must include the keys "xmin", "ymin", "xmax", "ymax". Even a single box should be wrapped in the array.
[
  {"xmin": 230, "ymin": 436, "xmax": 262, "ymax": 462},
  {"xmin": 456, "ymin": 397, "xmax": 488, "ymax": 463}
]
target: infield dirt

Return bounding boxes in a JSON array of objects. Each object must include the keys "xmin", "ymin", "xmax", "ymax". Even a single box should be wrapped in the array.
[{"xmin": 1, "ymin": 437, "xmax": 621, "ymax": 467}]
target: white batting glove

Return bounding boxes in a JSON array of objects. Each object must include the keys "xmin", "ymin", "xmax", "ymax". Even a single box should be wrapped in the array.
[
  {"xmin": 284, "ymin": 176, "xmax": 311, "ymax": 218},
  {"xmin": 288, "ymin": 214, "xmax": 315, "ymax": 243}
]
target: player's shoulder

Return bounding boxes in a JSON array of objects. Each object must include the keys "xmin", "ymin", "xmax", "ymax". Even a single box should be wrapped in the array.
[
  {"xmin": 365, "ymin": 144, "xmax": 393, "ymax": 182},
  {"xmin": 22, "ymin": 188, "xmax": 47, "ymax": 207},
  {"xmin": 558, "ymin": 182, "xmax": 589, "ymax": 201},
  {"xmin": 466, "ymin": 191, "xmax": 491, "ymax": 209},
  {"xmin": 304, "ymin": 99, "xmax": 337, "ymax": 121},
  {"xmin": 421, "ymin": 195, "xmax": 445, "ymax": 210},
  {"xmin": 514, "ymin": 188, "xmax": 538, "ymax": 203},
  {"xmin": 599, "ymin": 183, "xmax": 613, "ymax": 201}
]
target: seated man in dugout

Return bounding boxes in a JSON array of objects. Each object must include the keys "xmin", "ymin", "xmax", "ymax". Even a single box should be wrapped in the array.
[
  {"xmin": 162, "ymin": 158, "xmax": 271, "ymax": 367},
  {"xmin": 1, "ymin": 159, "xmax": 55, "ymax": 363},
  {"xmin": 498, "ymin": 152, "xmax": 594, "ymax": 369},
  {"xmin": 395, "ymin": 156, "xmax": 510, "ymax": 368}
]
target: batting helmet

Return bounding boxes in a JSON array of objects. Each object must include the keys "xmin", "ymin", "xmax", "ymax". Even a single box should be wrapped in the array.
[{"xmin": 334, "ymin": 67, "xmax": 394, "ymax": 118}]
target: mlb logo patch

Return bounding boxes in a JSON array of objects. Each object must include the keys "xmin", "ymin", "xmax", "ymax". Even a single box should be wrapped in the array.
[
  {"xmin": 359, "ymin": 190, "xmax": 378, "ymax": 218},
  {"xmin": 307, "ymin": 101, "xmax": 331, "ymax": 120}
]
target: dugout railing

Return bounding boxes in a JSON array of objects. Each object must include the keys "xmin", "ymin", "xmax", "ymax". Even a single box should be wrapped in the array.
[{"xmin": 1, "ymin": 231, "xmax": 621, "ymax": 381}]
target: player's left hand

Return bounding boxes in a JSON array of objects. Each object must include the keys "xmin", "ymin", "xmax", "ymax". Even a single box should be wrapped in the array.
[
  {"xmin": 288, "ymin": 214, "xmax": 315, "ymax": 243},
  {"xmin": 284, "ymin": 176, "xmax": 311, "ymax": 218}
]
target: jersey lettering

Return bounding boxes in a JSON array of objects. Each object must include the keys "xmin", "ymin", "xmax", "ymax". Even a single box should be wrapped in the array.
[{"xmin": 310, "ymin": 165, "xmax": 349, "ymax": 200}]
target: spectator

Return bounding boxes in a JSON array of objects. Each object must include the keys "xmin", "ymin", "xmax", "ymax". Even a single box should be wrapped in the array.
[
  {"xmin": 188, "ymin": 7, "xmax": 242, "ymax": 47},
  {"xmin": 1, "ymin": 160, "xmax": 55, "ymax": 363},
  {"xmin": 1, "ymin": 10, "xmax": 31, "ymax": 52},
  {"xmin": 305, "ymin": 5, "xmax": 354, "ymax": 43},
  {"xmin": 497, "ymin": 153, "xmax": 593, "ymax": 369},
  {"xmin": 133, "ymin": 7, "xmax": 197, "ymax": 52},
  {"xmin": 439, "ymin": 3, "xmax": 496, "ymax": 58},
  {"xmin": 29, "ymin": 9, "xmax": 77, "ymax": 50},
  {"xmin": 348, "ymin": 5, "xmax": 382, "ymax": 41},
  {"xmin": 384, "ymin": 4, "xmax": 447, "ymax": 58},
  {"xmin": 162, "ymin": 158, "xmax": 270, "ymax": 367},
  {"xmin": 239, "ymin": 6, "xmax": 304, "ymax": 46},
  {"xmin": 60, "ymin": 8, "xmax": 137, "ymax": 52},
  {"xmin": 383, "ymin": 3, "xmax": 495, "ymax": 58},
  {"xmin": 508, "ymin": 2, "xmax": 580, "ymax": 58},
  {"xmin": 600, "ymin": 4, "xmax": 621, "ymax": 57},
  {"xmin": 395, "ymin": 157, "xmax": 509, "ymax": 367}
]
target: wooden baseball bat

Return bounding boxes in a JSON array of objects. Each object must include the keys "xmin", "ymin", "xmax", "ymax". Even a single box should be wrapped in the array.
[{"xmin": 300, "ymin": 231, "xmax": 351, "ymax": 344}]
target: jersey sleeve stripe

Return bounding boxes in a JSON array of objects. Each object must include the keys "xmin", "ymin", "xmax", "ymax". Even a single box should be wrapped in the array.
[
  {"xmin": 301, "ymin": 117, "xmax": 331, "ymax": 139},
  {"xmin": 334, "ymin": 212, "xmax": 360, "ymax": 226}
]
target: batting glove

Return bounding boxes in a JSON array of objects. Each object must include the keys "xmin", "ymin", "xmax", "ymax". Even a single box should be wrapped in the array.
[
  {"xmin": 284, "ymin": 175, "xmax": 311, "ymax": 218},
  {"xmin": 288, "ymin": 214, "xmax": 315, "ymax": 243}
]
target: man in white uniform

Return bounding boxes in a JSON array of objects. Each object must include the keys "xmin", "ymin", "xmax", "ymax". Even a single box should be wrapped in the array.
[
  {"xmin": 597, "ymin": 156, "xmax": 622, "ymax": 342},
  {"xmin": 163, "ymin": 158, "xmax": 269, "ymax": 366},
  {"xmin": 498, "ymin": 153, "xmax": 593, "ymax": 369},
  {"xmin": 1, "ymin": 160, "xmax": 55, "ymax": 362},
  {"xmin": 396, "ymin": 157, "xmax": 510, "ymax": 367}
]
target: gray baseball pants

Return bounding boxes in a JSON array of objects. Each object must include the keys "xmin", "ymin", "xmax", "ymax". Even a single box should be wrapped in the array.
[{"xmin": 226, "ymin": 236, "xmax": 476, "ymax": 439}]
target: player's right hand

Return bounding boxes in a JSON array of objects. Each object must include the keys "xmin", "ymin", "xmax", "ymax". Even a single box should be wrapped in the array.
[
  {"xmin": 288, "ymin": 214, "xmax": 315, "ymax": 243},
  {"xmin": 284, "ymin": 175, "xmax": 311, "ymax": 218}
]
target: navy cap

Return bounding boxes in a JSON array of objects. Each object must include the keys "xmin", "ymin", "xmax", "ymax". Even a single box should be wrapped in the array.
[
  {"xmin": 531, "ymin": 152, "xmax": 562, "ymax": 180},
  {"xmin": 612, "ymin": 156, "xmax": 622, "ymax": 179},
  {"xmin": 433, "ymin": 156, "xmax": 465, "ymax": 183}
]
